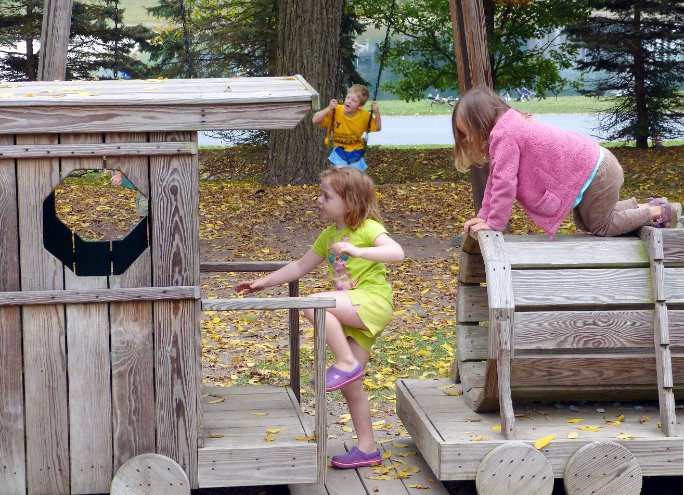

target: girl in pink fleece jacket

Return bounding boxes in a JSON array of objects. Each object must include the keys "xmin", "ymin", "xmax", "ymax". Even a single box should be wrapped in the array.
[{"xmin": 452, "ymin": 86, "xmax": 679, "ymax": 238}]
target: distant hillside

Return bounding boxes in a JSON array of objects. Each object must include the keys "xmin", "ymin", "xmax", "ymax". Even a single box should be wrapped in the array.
[{"xmin": 116, "ymin": 0, "xmax": 158, "ymax": 25}]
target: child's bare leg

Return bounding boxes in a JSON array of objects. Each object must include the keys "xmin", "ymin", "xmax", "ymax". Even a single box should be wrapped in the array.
[
  {"xmin": 304, "ymin": 291, "xmax": 367, "ymax": 372},
  {"xmin": 339, "ymin": 338, "xmax": 375, "ymax": 453}
]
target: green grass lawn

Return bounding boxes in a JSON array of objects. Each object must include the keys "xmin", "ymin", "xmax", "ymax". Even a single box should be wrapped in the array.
[{"xmin": 377, "ymin": 95, "xmax": 614, "ymax": 116}]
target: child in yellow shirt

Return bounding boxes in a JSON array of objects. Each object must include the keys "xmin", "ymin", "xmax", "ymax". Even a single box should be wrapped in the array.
[{"xmin": 313, "ymin": 84, "xmax": 382, "ymax": 172}]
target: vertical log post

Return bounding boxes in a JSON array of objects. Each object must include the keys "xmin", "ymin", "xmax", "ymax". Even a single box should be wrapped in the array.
[
  {"xmin": 448, "ymin": 0, "xmax": 492, "ymax": 213},
  {"xmin": 38, "ymin": 0, "xmax": 74, "ymax": 81}
]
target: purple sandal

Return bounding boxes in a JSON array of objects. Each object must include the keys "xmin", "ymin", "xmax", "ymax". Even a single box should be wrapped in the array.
[
  {"xmin": 331, "ymin": 446, "xmax": 382, "ymax": 469},
  {"xmin": 324, "ymin": 364, "xmax": 365, "ymax": 392}
]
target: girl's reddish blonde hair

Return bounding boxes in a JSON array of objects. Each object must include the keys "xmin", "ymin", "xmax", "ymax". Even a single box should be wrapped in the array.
[
  {"xmin": 320, "ymin": 168, "xmax": 382, "ymax": 229},
  {"xmin": 452, "ymin": 86, "xmax": 512, "ymax": 172}
]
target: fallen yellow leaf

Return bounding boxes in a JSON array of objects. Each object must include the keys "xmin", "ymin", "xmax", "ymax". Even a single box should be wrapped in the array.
[
  {"xmin": 491, "ymin": 425, "xmax": 501, "ymax": 431},
  {"xmin": 266, "ymin": 428, "xmax": 282, "ymax": 434},
  {"xmin": 443, "ymin": 389, "xmax": 463, "ymax": 396},
  {"xmin": 567, "ymin": 432, "xmax": 579, "ymax": 439},
  {"xmin": 566, "ymin": 418, "xmax": 584, "ymax": 423},
  {"xmin": 577, "ymin": 426, "xmax": 601, "ymax": 432},
  {"xmin": 534, "ymin": 434, "xmax": 556, "ymax": 449},
  {"xmin": 617, "ymin": 433, "xmax": 634, "ymax": 440},
  {"xmin": 207, "ymin": 431, "xmax": 224, "ymax": 439}
]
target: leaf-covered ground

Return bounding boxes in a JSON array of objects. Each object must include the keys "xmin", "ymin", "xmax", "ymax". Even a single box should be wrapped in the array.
[{"xmin": 57, "ymin": 145, "xmax": 684, "ymax": 494}]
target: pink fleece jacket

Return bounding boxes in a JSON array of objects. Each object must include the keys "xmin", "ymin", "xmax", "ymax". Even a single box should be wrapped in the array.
[{"xmin": 477, "ymin": 108, "xmax": 600, "ymax": 237}]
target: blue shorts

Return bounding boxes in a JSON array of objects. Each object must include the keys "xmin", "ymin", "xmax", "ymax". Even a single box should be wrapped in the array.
[{"xmin": 328, "ymin": 147, "xmax": 368, "ymax": 172}]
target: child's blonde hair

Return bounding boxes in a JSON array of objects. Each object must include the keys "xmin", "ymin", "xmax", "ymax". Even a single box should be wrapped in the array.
[
  {"xmin": 452, "ymin": 86, "xmax": 512, "ymax": 172},
  {"xmin": 320, "ymin": 168, "xmax": 382, "ymax": 229},
  {"xmin": 348, "ymin": 84, "xmax": 370, "ymax": 105}
]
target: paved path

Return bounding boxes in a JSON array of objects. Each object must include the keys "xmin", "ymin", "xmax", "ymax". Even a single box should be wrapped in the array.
[{"xmin": 198, "ymin": 113, "xmax": 608, "ymax": 147}]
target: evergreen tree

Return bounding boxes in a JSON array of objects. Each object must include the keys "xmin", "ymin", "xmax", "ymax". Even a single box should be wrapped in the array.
[
  {"xmin": 0, "ymin": 0, "xmax": 154, "ymax": 81},
  {"xmin": 567, "ymin": 1, "xmax": 684, "ymax": 148}
]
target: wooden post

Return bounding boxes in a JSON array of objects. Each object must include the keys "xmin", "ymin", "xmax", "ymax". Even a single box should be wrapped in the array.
[
  {"xmin": 38, "ymin": 0, "xmax": 74, "ymax": 81},
  {"xmin": 448, "ymin": 0, "xmax": 492, "ymax": 213}
]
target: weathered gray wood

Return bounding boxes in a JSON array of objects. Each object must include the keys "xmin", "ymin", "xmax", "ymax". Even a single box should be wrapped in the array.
[
  {"xmin": 458, "ymin": 251, "xmax": 485, "ymax": 283},
  {"xmin": 513, "ymin": 311, "xmax": 655, "ymax": 353},
  {"xmin": 0, "ymin": 141, "xmax": 197, "ymax": 159},
  {"xmin": 151, "ymin": 131, "xmax": 200, "ymax": 488},
  {"xmin": 457, "ymin": 324, "xmax": 488, "ymax": 361},
  {"xmin": 202, "ymin": 297, "xmax": 336, "ymax": 311},
  {"xmin": 456, "ymin": 284, "xmax": 488, "ymax": 323},
  {"xmin": 505, "ymin": 237, "xmax": 649, "ymax": 269},
  {"xmin": 106, "ymin": 140, "xmax": 155, "ymax": 472},
  {"xmin": 475, "ymin": 443, "xmax": 553, "ymax": 495},
  {"xmin": 59, "ymin": 133, "xmax": 104, "ymax": 178},
  {"xmin": 665, "ymin": 267, "xmax": 684, "ymax": 303},
  {"xmin": 640, "ymin": 227, "xmax": 677, "ymax": 436},
  {"xmin": 38, "ymin": 0, "xmax": 73, "ymax": 81},
  {"xmin": 397, "ymin": 379, "xmax": 684, "ymax": 480},
  {"xmin": 289, "ymin": 440, "xmax": 357, "ymax": 495},
  {"xmin": 65, "ymin": 272, "xmax": 112, "ymax": 494},
  {"xmin": 509, "ymin": 355, "xmax": 684, "ymax": 386},
  {"xmin": 0, "ymin": 285, "xmax": 199, "ymax": 306},
  {"xmin": 110, "ymin": 453, "xmax": 190, "ymax": 495},
  {"xmin": 289, "ymin": 281, "xmax": 301, "ymax": 401},
  {"xmin": 660, "ymin": 229, "xmax": 684, "ymax": 265},
  {"xmin": 294, "ymin": 74, "xmax": 320, "ymax": 110},
  {"xmin": 0, "ymin": 134, "xmax": 24, "ymax": 494},
  {"xmin": 563, "ymin": 441, "xmax": 642, "ymax": 495},
  {"xmin": 511, "ymin": 268, "xmax": 653, "ymax": 308},
  {"xmin": 313, "ymin": 307, "xmax": 327, "ymax": 485},
  {"xmin": 104, "ymin": 132, "xmax": 151, "ymax": 196},
  {"xmin": 17, "ymin": 134, "xmax": 70, "ymax": 493}
]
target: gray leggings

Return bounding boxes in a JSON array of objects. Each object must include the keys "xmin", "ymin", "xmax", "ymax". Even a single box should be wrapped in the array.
[{"xmin": 572, "ymin": 148, "xmax": 651, "ymax": 237}]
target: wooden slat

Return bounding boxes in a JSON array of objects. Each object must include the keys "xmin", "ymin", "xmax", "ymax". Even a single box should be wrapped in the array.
[
  {"xmin": 151, "ymin": 131, "xmax": 200, "ymax": 488},
  {"xmin": 18, "ymin": 133, "xmax": 70, "ymax": 494},
  {"xmin": 0, "ymin": 103, "xmax": 312, "ymax": 134},
  {"xmin": 0, "ymin": 285, "xmax": 199, "ymax": 306},
  {"xmin": 458, "ymin": 251, "xmax": 485, "ymax": 283},
  {"xmin": 313, "ymin": 308, "xmax": 327, "ymax": 485},
  {"xmin": 508, "ymin": 355, "xmax": 684, "ymax": 387},
  {"xmin": 457, "ymin": 324, "xmax": 488, "ymax": 361},
  {"xmin": 456, "ymin": 284, "xmax": 488, "ymax": 323},
  {"xmin": 505, "ymin": 236, "xmax": 648, "ymax": 268},
  {"xmin": 107, "ymin": 135, "xmax": 155, "ymax": 472},
  {"xmin": 641, "ymin": 227, "xmax": 677, "ymax": 437},
  {"xmin": 202, "ymin": 297, "xmax": 336, "ymax": 311},
  {"xmin": 65, "ymin": 273, "xmax": 112, "ymax": 493},
  {"xmin": 289, "ymin": 440, "xmax": 356, "ymax": 495},
  {"xmin": 0, "ymin": 141, "xmax": 198, "ymax": 159},
  {"xmin": 670, "ymin": 311, "xmax": 684, "ymax": 353},
  {"xmin": 62, "ymin": 132, "xmax": 112, "ymax": 494},
  {"xmin": 511, "ymin": 268, "xmax": 653, "ymax": 308},
  {"xmin": 0, "ymin": 134, "xmax": 24, "ymax": 493},
  {"xmin": 513, "ymin": 310, "xmax": 655, "ymax": 353},
  {"xmin": 665, "ymin": 267, "xmax": 684, "ymax": 304},
  {"xmin": 661, "ymin": 229, "xmax": 684, "ymax": 264}
]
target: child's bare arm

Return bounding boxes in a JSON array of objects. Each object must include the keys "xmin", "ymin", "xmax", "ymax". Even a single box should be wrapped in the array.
[
  {"xmin": 371, "ymin": 101, "xmax": 382, "ymax": 131},
  {"xmin": 312, "ymin": 99, "xmax": 338, "ymax": 125},
  {"xmin": 236, "ymin": 250, "xmax": 324, "ymax": 293},
  {"xmin": 331, "ymin": 234, "xmax": 404, "ymax": 263}
]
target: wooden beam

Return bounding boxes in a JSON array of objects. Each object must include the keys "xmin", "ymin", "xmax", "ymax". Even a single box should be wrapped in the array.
[
  {"xmin": 0, "ymin": 142, "xmax": 198, "ymax": 159},
  {"xmin": 38, "ymin": 0, "xmax": 74, "ymax": 81},
  {"xmin": 0, "ymin": 286, "xmax": 200, "ymax": 306}
]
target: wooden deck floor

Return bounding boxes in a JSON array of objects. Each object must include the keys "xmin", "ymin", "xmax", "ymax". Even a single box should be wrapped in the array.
[
  {"xmin": 289, "ymin": 438, "xmax": 449, "ymax": 495},
  {"xmin": 397, "ymin": 378, "xmax": 684, "ymax": 481},
  {"xmin": 198, "ymin": 385, "xmax": 318, "ymax": 488}
]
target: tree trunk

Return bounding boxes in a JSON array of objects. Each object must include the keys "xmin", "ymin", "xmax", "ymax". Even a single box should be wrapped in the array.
[
  {"xmin": 631, "ymin": 7, "xmax": 649, "ymax": 149},
  {"xmin": 264, "ymin": 0, "xmax": 343, "ymax": 185},
  {"xmin": 449, "ymin": 0, "xmax": 492, "ymax": 214},
  {"xmin": 38, "ymin": 0, "xmax": 74, "ymax": 81}
]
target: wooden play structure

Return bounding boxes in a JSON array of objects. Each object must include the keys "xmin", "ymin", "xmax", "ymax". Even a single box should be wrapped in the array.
[
  {"xmin": 398, "ymin": 228, "xmax": 684, "ymax": 494},
  {"xmin": 0, "ymin": 76, "xmax": 332, "ymax": 494}
]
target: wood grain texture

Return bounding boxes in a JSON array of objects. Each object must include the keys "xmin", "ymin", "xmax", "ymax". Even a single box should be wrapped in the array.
[
  {"xmin": 0, "ymin": 134, "xmax": 24, "ymax": 494},
  {"xmin": 110, "ymin": 453, "xmax": 190, "ymax": 495},
  {"xmin": 202, "ymin": 297, "xmax": 336, "ymax": 311},
  {"xmin": 660, "ymin": 229, "xmax": 684, "ymax": 265},
  {"xmin": 0, "ymin": 141, "xmax": 197, "ymax": 159},
  {"xmin": 458, "ymin": 252, "xmax": 485, "ymax": 283},
  {"xmin": 476, "ymin": 443, "xmax": 553, "ymax": 495},
  {"xmin": 59, "ymin": 133, "xmax": 104, "ymax": 177},
  {"xmin": 0, "ymin": 285, "xmax": 199, "ymax": 306},
  {"xmin": 665, "ymin": 267, "xmax": 684, "ymax": 303},
  {"xmin": 563, "ymin": 441, "xmax": 642, "ymax": 495},
  {"xmin": 456, "ymin": 283, "xmax": 488, "ymax": 323},
  {"xmin": 200, "ymin": 261, "xmax": 290, "ymax": 272},
  {"xmin": 37, "ymin": 0, "xmax": 73, "ymax": 81},
  {"xmin": 17, "ymin": 134, "xmax": 70, "ymax": 493},
  {"xmin": 151, "ymin": 132, "xmax": 200, "ymax": 488},
  {"xmin": 110, "ymin": 252, "xmax": 155, "ymax": 472}
]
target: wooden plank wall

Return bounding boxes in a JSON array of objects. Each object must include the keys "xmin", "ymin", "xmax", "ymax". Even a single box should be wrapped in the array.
[
  {"xmin": 0, "ymin": 134, "xmax": 25, "ymax": 494},
  {"xmin": 151, "ymin": 131, "xmax": 201, "ymax": 488},
  {"xmin": 107, "ymin": 132, "xmax": 156, "ymax": 473},
  {"xmin": 0, "ymin": 131, "xmax": 202, "ymax": 493},
  {"xmin": 17, "ymin": 133, "xmax": 70, "ymax": 494}
]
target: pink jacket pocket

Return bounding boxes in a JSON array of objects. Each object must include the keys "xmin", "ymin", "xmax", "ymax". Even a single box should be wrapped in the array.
[{"xmin": 528, "ymin": 190, "xmax": 562, "ymax": 217}]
